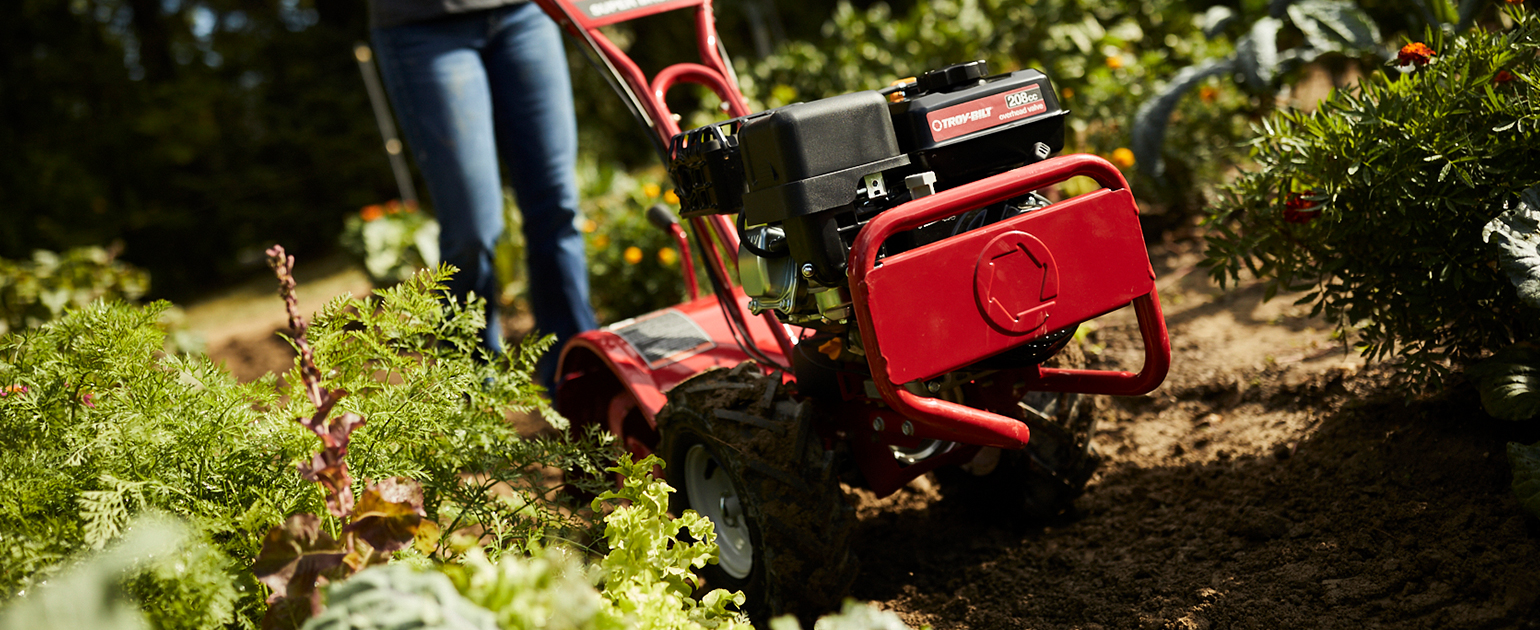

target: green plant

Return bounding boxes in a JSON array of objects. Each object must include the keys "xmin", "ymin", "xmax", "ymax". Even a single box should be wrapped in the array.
[
  {"xmin": 346, "ymin": 455, "xmax": 750, "ymax": 630},
  {"xmin": 303, "ymin": 564, "xmax": 499, "ymax": 630},
  {"xmin": 0, "ymin": 245, "xmax": 150, "ymax": 336},
  {"xmin": 1203, "ymin": 5, "xmax": 1540, "ymax": 389},
  {"xmin": 0, "ymin": 255, "xmax": 615, "ymax": 628},
  {"xmin": 0, "ymin": 297, "xmax": 312, "ymax": 628},
  {"xmin": 1510, "ymin": 440, "xmax": 1540, "ymax": 519},
  {"xmin": 339, "ymin": 200, "xmax": 441, "ymax": 287},
  {"xmin": 0, "ymin": 513, "xmax": 205, "ymax": 630}
]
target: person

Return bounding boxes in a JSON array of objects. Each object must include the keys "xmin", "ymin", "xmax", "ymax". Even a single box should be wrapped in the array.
[{"xmin": 369, "ymin": 0, "xmax": 598, "ymax": 388}]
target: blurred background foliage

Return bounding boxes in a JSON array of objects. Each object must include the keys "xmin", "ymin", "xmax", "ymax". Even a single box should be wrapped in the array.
[{"xmin": 1, "ymin": 0, "xmax": 1503, "ymax": 313}]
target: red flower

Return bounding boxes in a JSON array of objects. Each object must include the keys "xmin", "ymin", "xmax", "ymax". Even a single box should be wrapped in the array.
[
  {"xmin": 1496, "ymin": 70, "xmax": 1515, "ymax": 84},
  {"xmin": 1283, "ymin": 191, "xmax": 1322, "ymax": 224},
  {"xmin": 1397, "ymin": 42, "xmax": 1437, "ymax": 67}
]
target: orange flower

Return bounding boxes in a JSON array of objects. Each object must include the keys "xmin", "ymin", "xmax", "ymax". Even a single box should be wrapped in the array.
[
  {"xmin": 581, "ymin": 218, "xmax": 598, "ymax": 233},
  {"xmin": 1, "ymin": 384, "xmax": 28, "ymax": 397},
  {"xmin": 1105, "ymin": 55, "xmax": 1124, "ymax": 70},
  {"xmin": 1397, "ymin": 42, "xmax": 1436, "ymax": 67},
  {"xmin": 1507, "ymin": 0, "xmax": 1522, "ymax": 4},
  {"xmin": 658, "ymin": 247, "xmax": 678, "ymax": 266},
  {"xmin": 593, "ymin": 233, "xmax": 610, "ymax": 249},
  {"xmin": 360, "ymin": 204, "xmax": 385, "ymax": 222},
  {"xmin": 403, "ymin": 199, "xmax": 419, "ymax": 213},
  {"xmin": 623, "ymin": 246, "xmax": 644, "ymax": 265},
  {"xmin": 1496, "ymin": 70, "xmax": 1515, "ymax": 84},
  {"xmin": 642, "ymin": 183, "xmax": 662, "ymax": 199},
  {"xmin": 1282, "ymin": 191, "xmax": 1322, "ymax": 224},
  {"xmin": 1111, "ymin": 148, "xmax": 1136, "ymax": 168},
  {"xmin": 664, "ymin": 189, "xmax": 680, "ymax": 205},
  {"xmin": 385, "ymin": 199, "xmax": 403, "ymax": 215},
  {"xmin": 1060, "ymin": 87, "xmax": 1075, "ymax": 99},
  {"xmin": 1199, "ymin": 85, "xmax": 1219, "ymax": 104}
]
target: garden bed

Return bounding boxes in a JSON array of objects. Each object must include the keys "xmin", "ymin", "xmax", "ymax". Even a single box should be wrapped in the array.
[{"xmin": 197, "ymin": 241, "xmax": 1540, "ymax": 629}]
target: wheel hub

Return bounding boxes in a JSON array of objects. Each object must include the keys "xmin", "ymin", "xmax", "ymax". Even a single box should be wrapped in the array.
[{"xmin": 684, "ymin": 444, "xmax": 754, "ymax": 579}]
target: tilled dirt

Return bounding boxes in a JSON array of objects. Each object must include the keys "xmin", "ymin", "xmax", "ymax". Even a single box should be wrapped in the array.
[{"xmin": 847, "ymin": 246, "xmax": 1540, "ymax": 630}]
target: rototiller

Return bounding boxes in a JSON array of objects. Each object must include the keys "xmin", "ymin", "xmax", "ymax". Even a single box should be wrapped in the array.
[{"xmin": 533, "ymin": 0, "xmax": 1171, "ymax": 622}]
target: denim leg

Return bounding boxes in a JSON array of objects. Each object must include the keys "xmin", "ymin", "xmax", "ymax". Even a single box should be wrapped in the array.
[
  {"xmin": 373, "ymin": 17, "xmax": 507, "ymax": 354},
  {"xmin": 484, "ymin": 4, "xmax": 598, "ymax": 383}
]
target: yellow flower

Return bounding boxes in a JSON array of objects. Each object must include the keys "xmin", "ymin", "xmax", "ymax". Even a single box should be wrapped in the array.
[
  {"xmin": 658, "ymin": 247, "xmax": 678, "ymax": 266},
  {"xmin": 664, "ymin": 189, "xmax": 680, "ymax": 205},
  {"xmin": 593, "ymin": 234, "xmax": 610, "ymax": 249},
  {"xmin": 582, "ymin": 218, "xmax": 598, "ymax": 233},
  {"xmin": 1061, "ymin": 87, "xmax": 1074, "ymax": 99},
  {"xmin": 1111, "ymin": 148, "xmax": 1135, "ymax": 168},
  {"xmin": 642, "ymin": 183, "xmax": 662, "ymax": 199},
  {"xmin": 623, "ymin": 246, "xmax": 644, "ymax": 265},
  {"xmin": 1105, "ymin": 55, "xmax": 1124, "ymax": 70}
]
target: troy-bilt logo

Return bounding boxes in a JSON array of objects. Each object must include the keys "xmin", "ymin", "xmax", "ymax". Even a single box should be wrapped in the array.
[
  {"xmin": 931, "ymin": 107, "xmax": 995, "ymax": 133},
  {"xmin": 927, "ymin": 83, "xmax": 1049, "ymax": 142}
]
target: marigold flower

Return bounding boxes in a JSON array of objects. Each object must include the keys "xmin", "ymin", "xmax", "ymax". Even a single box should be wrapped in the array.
[
  {"xmin": 1199, "ymin": 85, "xmax": 1219, "ymax": 104},
  {"xmin": 360, "ymin": 204, "xmax": 385, "ymax": 222},
  {"xmin": 642, "ymin": 183, "xmax": 662, "ymax": 199},
  {"xmin": 1397, "ymin": 42, "xmax": 1436, "ymax": 68},
  {"xmin": 665, "ymin": 189, "xmax": 680, "ymax": 205},
  {"xmin": 1111, "ymin": 148, "xmax": 1136, "ymax": 168},
  {"xmin": 658, "ymin": 247, "xmax": 678, "ymax": 266},
  {"xmin": 623, "ymin": 246, "xmax": 644, "ymax": 265},
  {"xmin": 404, "ymin": 200, "xmax": 419, "ymax": 213},
  {"xmin": 1282, "ymin": 191, "xmax": 1322, "ymax": 224},
  {"xmin": 1496, "ymin": 70, "xmax": 1515, "ymax": 84},
  {"xmin": 593, "ymin": 233, "xmax": 610, "ymax": 249},
  {"xmin": 385, "ymin": 200, "xmax": 402, "ymax": 215},
  {"xmin": 1105, "ymin": 55, "xmax": 1124, "ymax": 70},
  {"xmin": 582, "ymin": 218, "xmax": 598, "ymax": 233}
]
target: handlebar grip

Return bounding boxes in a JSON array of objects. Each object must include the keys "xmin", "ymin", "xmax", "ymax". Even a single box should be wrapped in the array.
[{"xmin": 646, "ymin": 203, "xmax": 680, "ymax": 232}]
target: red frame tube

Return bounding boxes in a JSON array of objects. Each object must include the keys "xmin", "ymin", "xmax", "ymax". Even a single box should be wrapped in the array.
[
  {"xmin": 534, "ymin": 0, "xmax": 791, "ymax": 362},
  {"xmin": 665, "ymin": 223, "xmax": 699, "ymax": 301}
]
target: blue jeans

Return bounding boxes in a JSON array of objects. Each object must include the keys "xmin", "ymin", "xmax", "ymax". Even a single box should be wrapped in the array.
[{"xmin": 373, "ymin": 3, "xmax": 597, "ymax": 386}]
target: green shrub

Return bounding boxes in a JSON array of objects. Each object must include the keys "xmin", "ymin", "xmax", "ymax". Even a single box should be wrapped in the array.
[
  {"xmin": 1202, "ymin": 5, "xmax": 1540, "ymax": 389},
  {"xmin": 339, "ymin": 200, "xmax": 441, "ymax": 288},
  {"xmin": 577, "ymin": 161, "xmax": 705, "ymax": 324},
  {"xmin": 0, "ymin": 246, "xmax": 150, "ymax": 336}
]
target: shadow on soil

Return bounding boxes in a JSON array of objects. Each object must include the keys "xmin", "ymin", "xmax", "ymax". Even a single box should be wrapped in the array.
[{"xmin": 851, "ymin": 375, "xmax": 1540, "ymax": 630}]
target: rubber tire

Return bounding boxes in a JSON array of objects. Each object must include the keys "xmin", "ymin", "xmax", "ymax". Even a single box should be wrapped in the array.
[
  {"xmin": 656, "ymin": 363, "xmax": 857, "ymax": 626},
  {"xmin": 941, "ymin": 341, "xmax": 1103, "ymax": 522}
]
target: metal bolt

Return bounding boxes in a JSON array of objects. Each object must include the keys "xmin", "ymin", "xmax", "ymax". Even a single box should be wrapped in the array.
[
  {"xmin": 901, "ymin": 421, "xmax": 914, "ymax": 436},
  {"xmin": 927, "ymin": 381, "xmax": 941, "ymax": 393},
  {"xmin": 801, "ymin": 263, "xmax": 815, "ymax": 278},
  {"xmin": 872, "ymin": 417, "xmax": 885, "ymax": 432}
]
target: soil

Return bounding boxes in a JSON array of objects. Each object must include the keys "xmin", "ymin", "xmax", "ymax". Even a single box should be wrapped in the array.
[{"xmin": 196, "ymin": 242, "xmax": 1540, "ymax": 630}]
